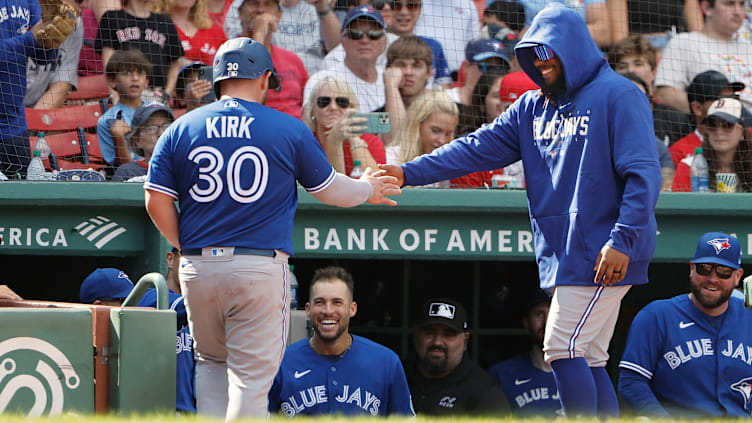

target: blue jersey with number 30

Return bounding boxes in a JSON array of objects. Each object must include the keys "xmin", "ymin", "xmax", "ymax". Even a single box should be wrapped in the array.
[{"xmin": 145, "ymin": 98, "xmax": 336, "ymax": 254}]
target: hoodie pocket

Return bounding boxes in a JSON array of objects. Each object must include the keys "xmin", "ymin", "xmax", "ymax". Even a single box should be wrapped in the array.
[{"xmin": 530, "ymin": 213, "xmax": 597, "ymax": 282}]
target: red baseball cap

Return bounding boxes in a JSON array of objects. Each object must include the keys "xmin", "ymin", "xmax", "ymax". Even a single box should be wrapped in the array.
[{"xmin": 499, "ymin": 71, "xmax": 539, "ymax": 103}]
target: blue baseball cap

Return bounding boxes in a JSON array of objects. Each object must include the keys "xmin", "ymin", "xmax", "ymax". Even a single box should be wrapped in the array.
[
  {"xmin": 342, "ymin": 6, "xmax": 385, "ymax": 31},
  {"xmin": 465, "ymin": 38, "xmax": 511, "ymax": 67},
  {"xmin": 80, "ymin": 268, "xmax": 134, "ymax": 304},
  {"xmin": 693, "ymin": 232, "xmax": 742, "ymax": 269}
]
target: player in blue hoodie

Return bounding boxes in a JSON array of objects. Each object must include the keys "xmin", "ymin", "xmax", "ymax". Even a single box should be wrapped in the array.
[{"xmin": 380, "ymin": 3, "xmax": 661, "ymax": 418}]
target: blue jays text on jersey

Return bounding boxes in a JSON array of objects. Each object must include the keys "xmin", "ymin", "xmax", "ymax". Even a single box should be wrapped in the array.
[
  {"xmin": 268, "ymin": 335, "xmax": 414, "ymax": 417},
  {"xmin": 489, "ymin": 354, "xmax": 562, "ymax": 417},
  {"xmin": 620, "ymin": 295, "xmax": 752, "ymax": 417}
]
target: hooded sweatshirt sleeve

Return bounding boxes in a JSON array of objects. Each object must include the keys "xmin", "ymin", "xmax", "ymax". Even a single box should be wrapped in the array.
[
  {"xmin": 401, "ymin": 96, "xmax": 524, "ymax": 187},
  {"xmin": 606, "ymin": 87, "xmax": 661, "ymax": 257}
]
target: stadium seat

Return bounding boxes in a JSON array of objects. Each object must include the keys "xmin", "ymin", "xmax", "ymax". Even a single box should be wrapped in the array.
[
  {"xmin": 66, "ymin": 75, "xmax": 109, "ymax": 102},
  {"xmin": 29, "ymin": 130, "xmax": 107, "ymax": 171},
  {"xmin": 26, "ymin": 104, "xmax": 103, "ymax": 133}
]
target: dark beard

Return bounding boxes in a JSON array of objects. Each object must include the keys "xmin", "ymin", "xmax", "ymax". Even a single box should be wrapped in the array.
[
  {"xmin": 689, "ymin": 276, "xmax": 734, "ymax": 310},
  {"xmin": 541, "ymin": 73, "xmax": 566, "ymax": 99},
  {"xmin": 421, "ymin": 346, "xmax": 449, "ymax": 375}
]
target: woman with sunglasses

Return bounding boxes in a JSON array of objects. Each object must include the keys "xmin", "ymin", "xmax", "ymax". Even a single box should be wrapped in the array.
[
  {"xmin": 672, "ymin": 97, "xmax": 752, "ymax": 192},
  {"xmin": 386, "ymin": 89, "xmax": 491, "ymax": 188},
  {"xmin": 303, "ymin": 76, "xmax": 386, "ymax": 175}
]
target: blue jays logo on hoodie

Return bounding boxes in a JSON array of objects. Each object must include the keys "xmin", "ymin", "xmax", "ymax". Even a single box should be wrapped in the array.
[{"xmin": 731, "ymin": 377, "xmax": 752, "ymax": 413}]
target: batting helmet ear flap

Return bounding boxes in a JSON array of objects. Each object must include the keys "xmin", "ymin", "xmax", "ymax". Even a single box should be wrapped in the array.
[{"xmin": 212, "ymin": 37, "xmax": 282, "ymax": 98}]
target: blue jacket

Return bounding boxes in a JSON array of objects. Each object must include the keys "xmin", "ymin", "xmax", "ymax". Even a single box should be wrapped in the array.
[
  {"xmin": 401, "ymin": 3, "xmax": 661, "ymax": 288},
  {"xmin": 0, "ymin": 0, "xmax": 53, "ymax": 140}
]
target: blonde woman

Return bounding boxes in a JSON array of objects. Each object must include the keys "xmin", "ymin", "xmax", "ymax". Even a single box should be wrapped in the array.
[
  {"xmin": 154, "ymin": 0, "xmax": 226, "ymax": 65},
  {"xmin": 386, "ymin": 89, "xmax": 492, "ymax": 188},
  {"xmin": 303, "ymin": 76, "xmax": 386, "ymax": 176}
]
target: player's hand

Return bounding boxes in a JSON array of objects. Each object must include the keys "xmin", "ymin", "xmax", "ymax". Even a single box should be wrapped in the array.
[
  {"xmin": 384, "ymin": 66, "xmax": 404, "ymax": 89},
  {"xmin": 594, "ymin": 244, "xmax": 629, "ymax": 286},
  {"xmin": 0, "ymin": 285, "xmax": 22, "ymax": 300},
  {"xmin": 328, "ymin": 110, "xmax": 367, "ymax": 145},
  {"xmin": 110, "ymin": 119, "xmax": 131, "ymax": 139},
  {"xmin": 377, "ymin": 163, "xmax": 405, "ymax": 187},
  {"xmin": 362, "ymin": 167, "xmax": 401, "ymax": 206}
]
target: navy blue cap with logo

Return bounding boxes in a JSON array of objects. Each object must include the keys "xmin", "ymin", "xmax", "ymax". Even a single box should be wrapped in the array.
[
  {"xmin": 79, "ymin": 268, "xmax": 134, "ymax": 304},
  {"xmin": 465, "ymin": 38, "xmax": 511, "ymax": 69},
  {"xmin": 693, "ymin": 232, "xmax": 742, "ymax": 269},
  {"xmin": 341, "ymin": 5, "xmax": 386, "ymax": 30}
]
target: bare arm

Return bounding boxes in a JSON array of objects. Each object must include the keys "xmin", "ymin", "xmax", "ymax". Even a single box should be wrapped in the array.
[
  {"xmin": 606, "ymin": 0, "xmax": 628, "ymax": 45},
  {"xmin": 0, "ymin": 285, "xmax": 22, "ymax": 300},
  {"xmin": 311, "ymin": 0, "xmax": 340, "ymax": 52},
  {"xmin": 110, "ymin": 119, "xmax": 133, "ymax": 165},
  {"xmin": 684, "ymin": 0, "xmax": 703, "ymax": 32},
  {"xmin": 144, "ymin": 190, "xmax": 181, "ymax": 249},
  {"xmin": 165, "ymin": 59, "xmax": 182, "ymax": 97},
  {"xmin": 382, "ymin": 66, "xmax": 406, "ymax": 146},
  {"xmin": 586, "ymin": 2, "xmax": 611, "ymax": 47},
  {"xmin": 92, "ymin": 0, "xmax": 120, "ymax": 22},
  {"xmin": 350, "ymin": 137, "xmax": 379, "ymax": 169},
  {"xmin": 33, "ymin": 81, "xmax": 73, "ymax": 109},
  {"xmin": 655, "ymin": 86, "xmax": 689, "ymax": 114}
]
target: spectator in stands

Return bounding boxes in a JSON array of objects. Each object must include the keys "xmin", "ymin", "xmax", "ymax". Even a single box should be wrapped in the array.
[
  {"xmin": 304, "ymin": 7, "xmax": 387, "ymax": 112},
  {"xmin": 25, "ymin": 1, "xmax": 84, "ymax": 109},
  {"xmin": 412, "ymin": 0, "xmax": 480, "ymax": 74},
  {"xmin": 303, "ymin": 76, "xmax": 386, "ymax": 175},
  {"xmin": 453, "ymin": 39, "xmax": 510, "ymax": 108},
  {"xmin": 497, "ymin": 71, "xmax": 537, "ymax": 113},
  {"xmin": 80, "ymin": 267, "xmax": 134, "ymax": 306},
  {"xmin": 239, "ymin": 0, "xmax": 309, "ymax": 120},
  {"xmin": 387, "ymin": 0, "xmax": 451, "ymax": 86},
  {"xmin": 154, "ymin": 0, "xmax": 227, "ymax": 65},
  {"xmin": 673, "ymin": 97, "xmax": 752, "ymax": 192},
  {"xmin": 670, "ymin": 71, "xmax": 745, "ymax": 168},
  {"xmin": 489, "ymin": 290, "xmax": 562, "ymax": 417},
  {"xmin": 174, "ymin": 61, "xmax": 213, "ymax": 111},
  {"xmin": 97, "ymin": 49, "xmax": 150, "ymax": 166},
  {"xmin": 225, "ymin": 0, "xmax": 341, "ymax": 76},
  {"xmin": 654, "ymin": 0, "xmax": 751, "ymax": 114},
  {"xmin": 387, "ymin": 89, "xmax": 491, "ymax": 187},
  {"xmin": 481, "ymin": 0, "xmax": 525, "ymax": 38},
  {"xmin": 382, "ymin": 36, "xmax": 435, "ymax": 144},
  {"xmin": 506, "ymin": 0, "xmax": 610, "ymax": 47},
  {"xmin": 609, "ymin": 34, "xmax": 691, "ymax": 145},
  {"xmin": 207, "ymin": 0, "xmax": 235, "ymax": 28},
  {"xmin": 407, "ymin": 297, "xmax": 510, "ymax": 415},
  {"xmin": 607, "ymin": 0, "xmax": 703, "ymax": 48},
  {"xmin": 79, "ymin": 0, "xmax": 103, "ymax": 76},
  {"xmin": 114, "ymin": 102, "xmax": 175, "ymax": 182},
  {"xmin": 622, "ymin": 73, "xmax": 675, "ymax": 191},
  {"xmin": 96, "ymin": 0, "xmax": 185, "ymax": 99},
  {"xmin": 456, "ymin": 71, "xmax": 505, "ymax": 136}
]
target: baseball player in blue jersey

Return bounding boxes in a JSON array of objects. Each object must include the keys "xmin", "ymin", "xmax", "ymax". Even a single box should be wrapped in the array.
[
  {"xmin": 619, "ymin": 232, "xmax": 752, "ymax": 418},
  {"xmin": 489, "ymin": 290, "xmax": 562, "ymax": 417},
  {"xmin": 144, "ymin": 38, "xmax": 400, "ymax": 420},
  {"xmin": 268, "ymin": 266, "xmax": 414, "ymax": 417},
  {"xmin": 380, "ymin": 3, "xmax": 661, "ymax": 418}
]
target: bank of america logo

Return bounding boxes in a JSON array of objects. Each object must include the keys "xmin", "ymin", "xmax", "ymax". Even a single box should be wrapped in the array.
[{"xmin": 74, "ymin": 216, "xmax": 126, "ymax": 249}]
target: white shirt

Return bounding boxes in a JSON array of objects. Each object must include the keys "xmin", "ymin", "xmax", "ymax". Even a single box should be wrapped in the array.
[
  {"xmin": 413, "ymin": 0, "xmax": 480, "ymax": 72},
  {"xmin": 655, "ymin": 31, "xmax": 752, "ymax": 109}
]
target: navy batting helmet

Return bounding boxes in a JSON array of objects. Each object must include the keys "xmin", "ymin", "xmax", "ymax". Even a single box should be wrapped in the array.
[{"xmin": 212, "ymin": 37, "xmax": 281, "ymax": 98}]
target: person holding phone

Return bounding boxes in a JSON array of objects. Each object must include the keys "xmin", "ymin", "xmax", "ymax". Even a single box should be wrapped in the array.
[{"xmin": 303, "ymin": 76, "xmax": 386, "ymax": 176}]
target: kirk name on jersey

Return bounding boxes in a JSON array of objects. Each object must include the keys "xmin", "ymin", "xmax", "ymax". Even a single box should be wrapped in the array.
[
  {"xmin": 666, "ymin": 339, "xmax": 752, "ymax": 370},
  {"xmin": 279, "ymin": 384, "xmax": 382, "ymax": 417},
  {"xmin": 205, "ymin": 116, "xmax": 256, "ymax": 139}
]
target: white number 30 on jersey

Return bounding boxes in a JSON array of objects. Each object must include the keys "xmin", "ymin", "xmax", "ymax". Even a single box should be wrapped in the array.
[{"xmin": 187, "ymin": 146, "xmax": 269, "ymax": 204}]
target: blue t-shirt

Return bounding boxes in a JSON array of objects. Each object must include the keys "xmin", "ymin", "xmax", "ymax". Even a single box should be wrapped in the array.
[
  {"xmin": 145, "ymin": 98, "xmax": 335, "ymax": 254},
  {"xmin": 96, "ymin": 103, "xmax": 142, "ymax": 165},
  {"xmin": 268, "ymin": 335, "xmax": 415, "ymax": 417},
  {"xmin": 489, "ymin": 353, "xmax": 562, "ymax": 417}
]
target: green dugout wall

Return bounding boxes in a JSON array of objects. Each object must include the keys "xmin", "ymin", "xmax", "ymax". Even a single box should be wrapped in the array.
[{"xmin": 1, "ymin": 182, "xmax": 751, "ymax": 367}]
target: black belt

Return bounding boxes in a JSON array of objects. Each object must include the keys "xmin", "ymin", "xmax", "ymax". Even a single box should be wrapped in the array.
[{"xmin": 180, "ymin": 247, "xmax": 276, "ymax": 257}]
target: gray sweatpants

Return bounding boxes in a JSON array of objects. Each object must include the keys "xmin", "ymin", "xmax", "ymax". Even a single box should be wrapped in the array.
[{"xmin": 179, "ymin": 247, "xmax": 290, "ymax": 421}]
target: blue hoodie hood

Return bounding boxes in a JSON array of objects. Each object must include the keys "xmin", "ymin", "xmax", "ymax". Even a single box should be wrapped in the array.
[{"xmin": 515, "ymin": 3, "xmax": 606, "ymax": 100}]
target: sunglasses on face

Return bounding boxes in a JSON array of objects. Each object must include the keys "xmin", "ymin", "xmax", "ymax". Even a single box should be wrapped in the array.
[
  {"xmin": 706, "ymin": 118, "xmax": 738, "ymax": 131},
  {"xmin": 345, "ymin": 28, "xmax": 385, "ymax": 40},
  {"xmin": 316, "ymin": 96, "xmax": 351, "ymax": 109},
  {"xmin": 372, "ymin": 0, "xmax": 393, "ymax": 10},
  {"xmin": 695, "ymin": 262, "xmax": 735, "ymax": 279},
  {"xmin": 141, "ymin": 123, "xmax": 172, "ymax": 135},
  {"xmin": 393, "ymin": 0, "xmax": 420, "ymax": 10}
]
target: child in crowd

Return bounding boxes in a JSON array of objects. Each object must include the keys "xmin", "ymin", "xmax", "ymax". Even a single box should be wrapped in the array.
[
  {"xmin": 113, "ymin": 102, "xmax": 175, "ymax": 182},
  {"xmin": 96, "ymin": 50, "xmax": 150, "ymax": 167},
  {"xmin": 96, "ymin": 0, "xmax": 184, "ymax": 98}
]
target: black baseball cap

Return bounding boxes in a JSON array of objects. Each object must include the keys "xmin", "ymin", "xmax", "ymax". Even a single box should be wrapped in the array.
[
  {"xmin": 687, "ymin": 70, "xmax": 745, "ymax": 104},
  {"xmin": 414, "ymin": 298, "xmax": 468, "ymax": 332},
  {"xmin": 525, "ymin": 289, "xmax": 551, "ymax": 313}
]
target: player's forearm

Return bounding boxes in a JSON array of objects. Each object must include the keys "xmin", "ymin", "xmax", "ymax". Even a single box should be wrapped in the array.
[
  {"xmin": 311, "ymin": 172, "xmax": 372, "ymax": 207},
  {"xmin": 144, "ymin": 190, "xmax": 181, "ymax": 248},
  {"xmin": 618, "ymin": 369, "xmax": 671, "ymax": 417}
]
